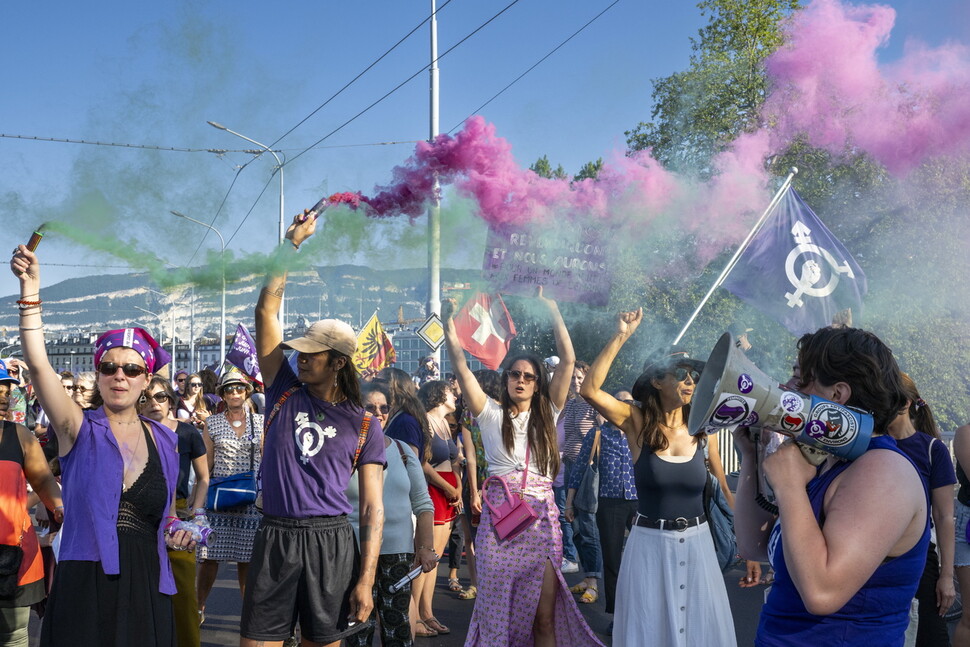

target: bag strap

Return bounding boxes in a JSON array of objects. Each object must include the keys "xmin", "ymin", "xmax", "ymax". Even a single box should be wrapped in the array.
[
  {"xmin": 264, "ymin": 385, "xmax": 301, "ymax": 433},
  {"xmin": 589, "ymin": 427, "xmax": 602, "ymax": 465},
  {"xmin": 521, "ymin": 443, "xmax": 531, "ymax": 490},
  {"xmin": 351, "ymin": 414, "xmax": 372, "ymax": 473},
  {"xmin": 247, "ymin": 411, "xmax": 256, "ymax": 472},
  {"xmin": 393, "ymin": 438, "xmax": 408, "ymax": 465}
]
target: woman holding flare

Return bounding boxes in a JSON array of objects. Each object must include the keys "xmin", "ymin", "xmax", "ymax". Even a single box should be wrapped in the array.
[{"xmin": 11, "ymin": 244, "xmax": 197, "ymax": 647}]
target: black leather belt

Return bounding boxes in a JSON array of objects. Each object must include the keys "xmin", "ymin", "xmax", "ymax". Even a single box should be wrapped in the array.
[{"xmin": 634, "ymin": 513, "xmax": 706, "ymax": 532}]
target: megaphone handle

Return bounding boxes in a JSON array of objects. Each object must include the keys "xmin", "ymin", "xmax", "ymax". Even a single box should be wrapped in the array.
[{"xmin": 796, "ymin": 443, "xmax": 828, "ymax": 466}]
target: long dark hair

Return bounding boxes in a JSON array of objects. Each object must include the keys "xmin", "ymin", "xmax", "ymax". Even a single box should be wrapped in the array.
[
  {"xmin": 499, "ymin": 354, "xmax": 559, "ymax": 479},
  {"xmin": 328, "ymin": 350, "xmax": 361, "ymax": 408},
  {"xmin": 377, "ymin": 366, "xmax": 431, "ymax": 462},
  {"xmin": 634, "ymin": 365, "xmax": 699, "ymax": 453},
  {"xmin": 797, "ymin": 327, "xmax": 906, "ymax": 433},
  {"xmin": 901, "ymin": 373, "xmax": 940, "ymax": 440}
]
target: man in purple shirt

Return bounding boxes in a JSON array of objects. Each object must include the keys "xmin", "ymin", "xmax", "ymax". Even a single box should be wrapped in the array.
[{"xmin": 244, "ymin": 209, "xmax": 386, "ymax": 647}]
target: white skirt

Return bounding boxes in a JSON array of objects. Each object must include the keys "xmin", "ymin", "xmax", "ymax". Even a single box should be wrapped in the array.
[{"xmin": 614, "ymin": 522, "xmax": 737, "ymax": 647}]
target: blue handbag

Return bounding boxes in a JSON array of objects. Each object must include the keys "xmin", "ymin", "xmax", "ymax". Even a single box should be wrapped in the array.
[{"xmin": 207, "ymin": 413, "xmax": 258, "ymax": 511}]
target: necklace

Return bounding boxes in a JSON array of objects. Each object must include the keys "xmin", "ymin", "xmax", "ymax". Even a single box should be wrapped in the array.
[
  {"xmin": 226, "ymin": 409, "xmax": 246, "ymax": 429},
  {"xmin": 120, "ymin": 425, "xmax": 145, "ymax": 492},
  {"xmin": 107, "ymin": 416, "xmax": 140, "ymax": 425}
]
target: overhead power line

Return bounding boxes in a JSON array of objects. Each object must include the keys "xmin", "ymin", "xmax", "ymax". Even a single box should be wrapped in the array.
[{"xmin": 450, "ymin": 0, "xmax": 622, "ymax": 133}]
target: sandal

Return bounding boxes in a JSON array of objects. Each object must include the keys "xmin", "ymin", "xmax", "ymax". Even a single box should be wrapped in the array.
[
  {"xmin": 580, "ymin": 586, "xmax": 599, "ymax": 604},
  {"xmin": 447, "ymin": 577, "xmax": 462, "ymax": 592},
  {"xmin": 458, "ymin": 585, "xmax": 477, "ymax": 600},
  {"xmin": 422, "ymin": 617, "xmax": 450, "ymax": 635},
  {"xmin": 569, "ymin": 582, "xmax": 589, "ymax": 594},
  {"xmin": 415, "ymin": 620, "xmax": 438, "ymax": 637}
]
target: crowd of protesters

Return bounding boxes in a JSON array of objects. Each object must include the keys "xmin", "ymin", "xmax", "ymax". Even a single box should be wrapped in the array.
[{"xmin": 1, "ymin": 208, "xmax": 966, "ymax": 647}]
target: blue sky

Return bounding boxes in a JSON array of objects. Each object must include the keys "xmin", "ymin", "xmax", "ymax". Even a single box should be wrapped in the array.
[{"xmin": 2, "ymin": 0, "xmax": 968, "ymax": 289}]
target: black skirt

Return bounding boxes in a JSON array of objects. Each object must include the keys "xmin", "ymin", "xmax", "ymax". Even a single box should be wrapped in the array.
[
  {"xmin": 41, "ymin": 424, "xmax": 174, "ymax": 647},
  {"xmin": 39, "ymin": 534, "xmax": 175, "ymax": 647}
]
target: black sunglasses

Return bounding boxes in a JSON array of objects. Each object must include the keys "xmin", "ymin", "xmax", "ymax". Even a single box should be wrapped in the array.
[
  {"xmin": 176, "ymin": 377, "xmax": 186, "ymax": 383},
  {"xmin": 223, "ymin": 384, "xmax": 248, "ymax": 394},
  {"xmin": 71, "ymin": 385, "xmax": 90, "ymax": 393},
  {"xmin": 189, "ymin": 382, "xmax": 203, "ymax": 388},
  {"xmin": 669, "ymin": 367, "xmax": 700, "ymax": 383},
  {"xmin": 365, "ymin": 404, "xmax": 390, "ymax": 415},
  {"xmin": 98, "ymin": 362, "xmax": 147, "ymax": 378},
  {"xmin": 150, "ymin": 392, "xmax": 171, "ymax": 403},
  {"xmin": 507, "ymin": 369, "xmax": 537, "ymax": 383}
]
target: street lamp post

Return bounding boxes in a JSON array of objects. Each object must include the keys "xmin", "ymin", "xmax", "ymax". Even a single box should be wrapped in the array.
[
  {"xmin": 146, "ymin": 288, "xmax": 177, "ymax": 369},
  {"xmin": 170, "ymin": 211, "xmax": 226, "ymax": 365},
  {"xmin": 207, "ymin": 120, "xmax": 286, "ymax": 331}
]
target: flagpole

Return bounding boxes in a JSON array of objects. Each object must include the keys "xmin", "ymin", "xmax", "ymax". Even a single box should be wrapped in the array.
[{"xmin": 672, "ymin": 167, "xmax": 798, "ymax": 346}]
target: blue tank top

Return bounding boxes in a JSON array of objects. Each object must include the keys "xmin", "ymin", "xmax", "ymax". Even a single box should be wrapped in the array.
[{"xmin": 756, "ymin": 435, "xmax": 929, "ymax": 646}]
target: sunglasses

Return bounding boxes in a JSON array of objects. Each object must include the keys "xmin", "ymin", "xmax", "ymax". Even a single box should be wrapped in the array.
[
  {"xmin": 176, "ymin": 377, "xmax": 186, "ymax": 383},
  {"xmin": 98, "ymin": 362, "xmax": 147, "ymax": 378},
  {"xmin": 189, "ymin": 382, "xmax": 203, "ymax": 388},
  {"xmin": 71, "ymin": 385, "xmax": 90, "ymax": 393},
  {"xmin": 507, "ymin": 370, "xmax": 537, "ymax": 383},
  {"xmin": 223, "ymin": 384, "xmax": 248, "ymax": 394},
  {"xmin": 669, "ymin": 367, "xmax": 700, "ymax": 383},
  {"xmin": 365, "ymin": 404, "xmax": 390, "ymax": 415},
  {"xmin": 149, "ymin": 392, "xmax": 171, "ymax": 403}
]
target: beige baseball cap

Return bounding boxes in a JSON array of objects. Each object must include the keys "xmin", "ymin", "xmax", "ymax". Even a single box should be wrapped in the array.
[{"xmin": 281, "ymin": 319, "xmax": 357, "ymax": 357}]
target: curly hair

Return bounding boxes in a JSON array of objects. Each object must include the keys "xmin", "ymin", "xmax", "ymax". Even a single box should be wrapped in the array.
[
  {"xmin": 797, "ymin": 327, "xmax": 906, "ymax": 434},
  {"xmin": 473, "ymin": 369, "xmax": 503, "ymax": 401},
  {"xmin": 418, "ymin": 380, "xmax": 452, "ymax": 411}
]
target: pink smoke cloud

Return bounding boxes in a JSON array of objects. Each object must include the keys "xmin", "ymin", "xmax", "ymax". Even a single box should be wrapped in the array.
[{"xmin": 764, "ymin": 0, "xmax": 970, "ymax": 174}]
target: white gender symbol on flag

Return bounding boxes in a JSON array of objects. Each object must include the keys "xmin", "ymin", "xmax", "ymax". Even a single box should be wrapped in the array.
[{"xmin": 469, "ymin": 302, "xmax": 508, "ymax": 345}]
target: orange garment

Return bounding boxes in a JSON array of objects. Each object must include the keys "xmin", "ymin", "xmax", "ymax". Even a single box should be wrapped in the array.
[{"xmin": 0, "ymin": 424, "xmax": 44, "ymax": 588}]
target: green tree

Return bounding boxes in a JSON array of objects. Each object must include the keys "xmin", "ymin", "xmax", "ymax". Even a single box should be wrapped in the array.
[
  {"xmin": 529, "ymin": 155, "xmax": 568, "ymax": 180},
  {"xmin": 573, "ymin": 158, "xmax": 604, "ymax": 182},
  {"xmin": 626, "ymin": 0, "xmax": 799, "ymax": 175}
]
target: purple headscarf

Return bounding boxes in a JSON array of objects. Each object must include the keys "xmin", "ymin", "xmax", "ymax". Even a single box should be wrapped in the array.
[{"xmin": 94, "ymin": 328, "xmax": 172, "ymax": 373}]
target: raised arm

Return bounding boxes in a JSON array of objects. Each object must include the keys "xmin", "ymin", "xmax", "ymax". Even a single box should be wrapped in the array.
[
  {"xmin": 256, "ymin": 210, "xmax": 318, "ymax": 387},
  {"xmin": 580, "ymin": 309, "xmax": 641, "ymax": 438},
  {"xmin": 441, "ymin": 298, "xmax": 487, "ymax": 417},
  {"xmin": 10, "ymin": 247, "xmax": 84, "ymax": 452},
  {"xmin": 538, "ymin": 287, "xmax": 574, "ymax": 410}
]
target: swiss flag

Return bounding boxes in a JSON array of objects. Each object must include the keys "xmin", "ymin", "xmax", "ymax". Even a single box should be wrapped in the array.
[{"xmin": 452, "ymin": 293, "xmax": 516, "ymax": 370}]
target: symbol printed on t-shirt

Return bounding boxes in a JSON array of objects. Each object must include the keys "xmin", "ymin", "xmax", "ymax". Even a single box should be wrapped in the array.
[{"xmin": 293, "ymin": 412, "xmax": 338, "ymax": 465}]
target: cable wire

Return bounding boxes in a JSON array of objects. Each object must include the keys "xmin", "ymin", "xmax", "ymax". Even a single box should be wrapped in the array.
[
  {"xmin": 265, "ymin": 0, "xmax": 456, "ymax": 152},
  {"xmin": 285, "ymin": 0, "xmax": 524, "ymax": 166},
  {"xmin": 449, "ymin": 0, "xmax": 621, "ymax": 133}
]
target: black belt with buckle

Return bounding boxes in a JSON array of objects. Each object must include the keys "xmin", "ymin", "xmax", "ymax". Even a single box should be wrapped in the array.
[{"xmin": 634, "ymin": 513, "xmax": 707, "ymax": 532}]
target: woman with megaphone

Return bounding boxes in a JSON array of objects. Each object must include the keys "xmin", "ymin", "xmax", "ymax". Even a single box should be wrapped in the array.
[
  {"xmin": 579, "ymin": 308, "xmax": 737, "ymax": 646},
  {"xmin": 732, "ymin": 326, "xmax": 928, "ymax": 646}
]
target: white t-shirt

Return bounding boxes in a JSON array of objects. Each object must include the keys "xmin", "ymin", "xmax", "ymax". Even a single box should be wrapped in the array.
[{"xmin": 476, "ymin": 398, "xmax": 561, "ymax": 480}]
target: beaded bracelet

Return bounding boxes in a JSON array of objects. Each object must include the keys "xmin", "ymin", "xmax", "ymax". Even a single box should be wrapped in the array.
[{"xmin": 16, "ymin": 299, "xmax": 41, "ymax": 308}]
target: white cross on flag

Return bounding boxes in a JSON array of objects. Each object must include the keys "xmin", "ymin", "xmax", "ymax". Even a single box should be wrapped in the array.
[{"xmin": 452, "ymin": 293, "xmax": 517, "ymax": 370}]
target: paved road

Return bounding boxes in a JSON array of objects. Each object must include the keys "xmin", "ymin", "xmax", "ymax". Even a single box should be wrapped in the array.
[{"xmin": 196, "ymin": 560, "xmax": 766, "ymax": 646}]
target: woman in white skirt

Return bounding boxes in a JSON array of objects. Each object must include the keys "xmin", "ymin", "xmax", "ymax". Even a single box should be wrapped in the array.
[{"xmin": 580, "ymin": 309, "xmax": 736, "ymax": 646}]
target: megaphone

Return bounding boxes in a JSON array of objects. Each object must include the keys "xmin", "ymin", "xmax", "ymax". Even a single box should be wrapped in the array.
[{"xmin": 688, "ymin": 332, "xmax": 873, "ymax": 462}]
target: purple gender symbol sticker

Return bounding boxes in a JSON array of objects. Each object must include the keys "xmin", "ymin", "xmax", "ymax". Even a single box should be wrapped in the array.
[
  {"xmin": 737, "ymin": 373, "xmax": 754, "ymax": 394},
  {"xmin": 806, "ymin": 420, "xmax": 826, "ymax": 439}
]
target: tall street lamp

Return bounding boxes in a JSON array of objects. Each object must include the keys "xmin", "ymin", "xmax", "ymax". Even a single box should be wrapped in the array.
[
  {"xmin": 145, "ymin": 288, "xmax": 177, "ymax": 369},
  {"xmin": 207, "ymin": 120, "xmax": 286, "ymax": 330},
  {"xmin": 170, "ymin": 211, "xmax": 226, "ymax": 365}
]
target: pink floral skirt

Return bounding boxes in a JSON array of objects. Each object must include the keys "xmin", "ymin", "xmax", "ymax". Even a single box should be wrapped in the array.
[{"xmin": 464, "ymin": 470, "xmax": 604, "ymax": 647}]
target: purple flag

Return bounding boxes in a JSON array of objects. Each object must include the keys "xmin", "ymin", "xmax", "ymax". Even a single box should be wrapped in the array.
[
  {"xmin": 722, "ymin": 187, "xmax": 866, "ymax": 335},
  {"xmin": 225, "ymin": 323, "xmax": 263, "ymax": 385}
]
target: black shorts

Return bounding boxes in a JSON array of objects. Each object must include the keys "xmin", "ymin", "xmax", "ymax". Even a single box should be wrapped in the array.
[{"xmin": 240, "ymin": 515, "xmax": 362, "ymax": 643}]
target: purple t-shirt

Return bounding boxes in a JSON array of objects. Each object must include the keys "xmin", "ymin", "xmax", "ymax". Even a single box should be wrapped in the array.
[{"xmin": 262, "ymin": 360, "xmax": 386, "ymax": 518}]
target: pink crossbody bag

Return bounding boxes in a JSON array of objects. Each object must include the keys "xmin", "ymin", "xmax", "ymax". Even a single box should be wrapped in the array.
[{"xmin": 482, "ymin": 444, "xmax": 539, "ymax": 542}]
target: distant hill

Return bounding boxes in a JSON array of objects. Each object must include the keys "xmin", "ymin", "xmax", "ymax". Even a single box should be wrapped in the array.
[{"xmin": 1, "ymin": 265, "xmax": 485, "ymax": 342}]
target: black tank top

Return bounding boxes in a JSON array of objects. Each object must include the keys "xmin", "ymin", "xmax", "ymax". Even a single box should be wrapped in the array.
[
  {"xmin": 116, "ymin": 423, "xmax": 167, "ymax": 542},
  {"xmin": 958, "ymin": 461, "xmax": 970, "ymax": 506},
  {"xmin": 634, "ymin": 446, "xmax": 707, "ymax": 519}
]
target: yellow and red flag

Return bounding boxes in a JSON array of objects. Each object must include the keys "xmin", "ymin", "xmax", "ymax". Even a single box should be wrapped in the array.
[{"xmin": 353, "ymin": 312, "xmax": 397, "ymax": 373}]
